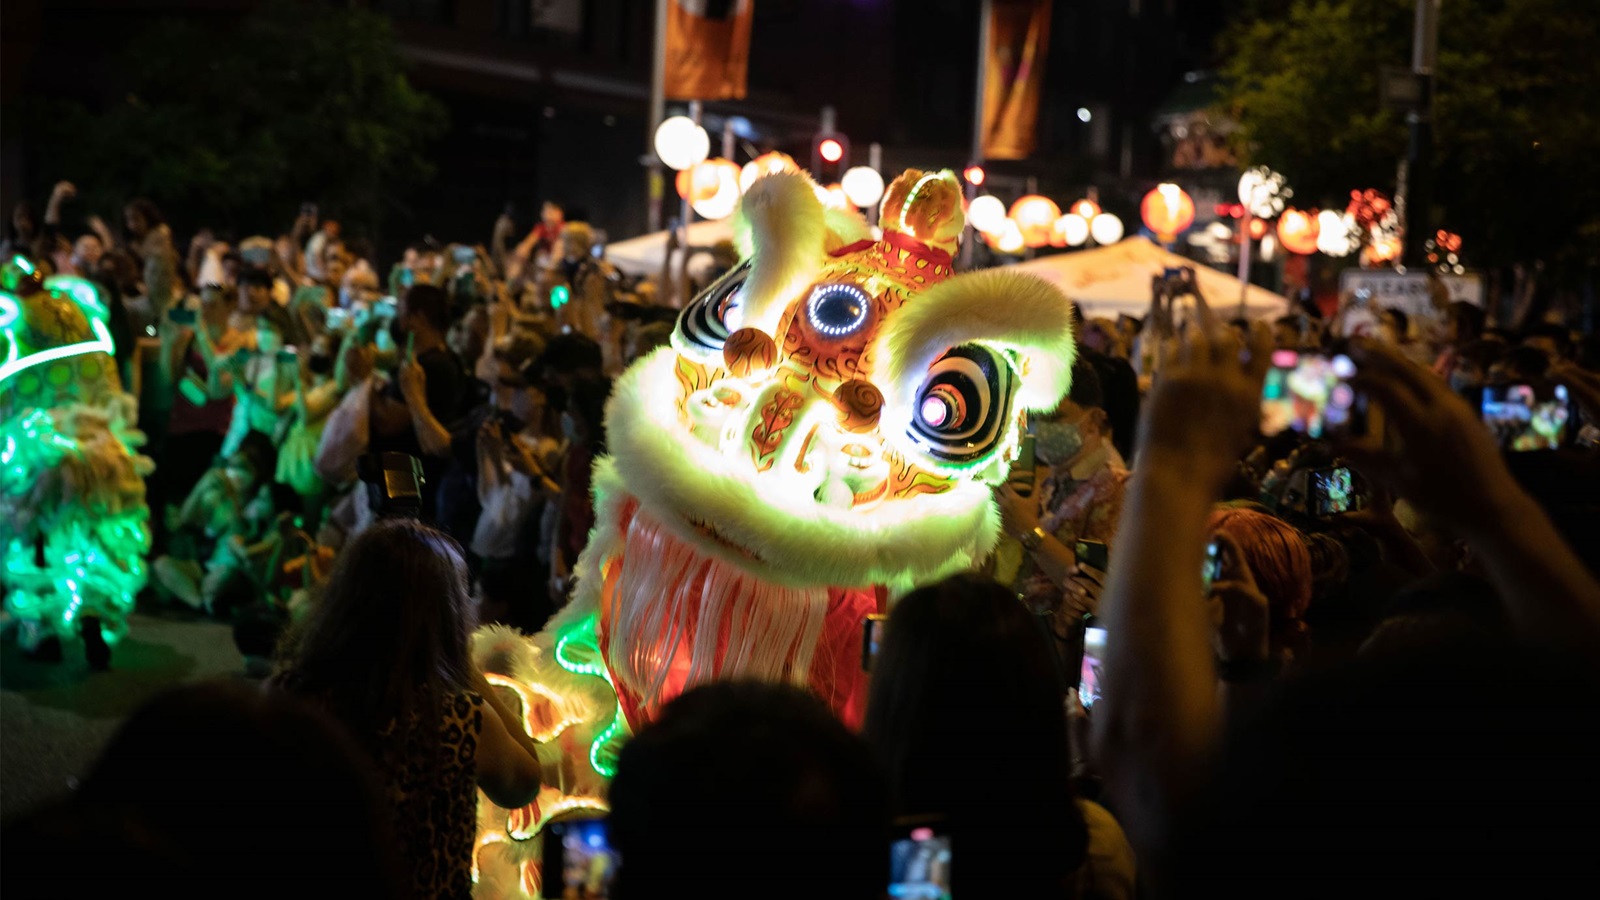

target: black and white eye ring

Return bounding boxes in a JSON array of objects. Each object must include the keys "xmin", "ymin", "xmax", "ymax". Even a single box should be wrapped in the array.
[
  {"xmin": 907, "ymin": 344, "xmax": 1016, "ymax": 464},
  {"xmin": 674, "ymin": 261, "xmax": 751, "ymax": 354}
]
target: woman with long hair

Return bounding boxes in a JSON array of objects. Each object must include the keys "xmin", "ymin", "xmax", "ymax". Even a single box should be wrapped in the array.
[
  {"xmin": 271, "ymin": 519, "xmax": 545, "ymax": 900},
  {"xmin": 864, "ymin": 574, "xmax": 1136, "ymax": 899}
]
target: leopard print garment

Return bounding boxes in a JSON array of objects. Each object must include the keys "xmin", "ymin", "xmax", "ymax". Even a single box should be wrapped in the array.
[{"xmin": 377, "ymin": 690, "xmax": 485, "ymax": 900}]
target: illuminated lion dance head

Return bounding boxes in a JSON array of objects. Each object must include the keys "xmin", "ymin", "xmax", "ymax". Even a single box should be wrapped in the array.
[
  {"xmin": 470, "ymin": 170, "xmax": 1076, "ymax": 896},
  {"xmin": 1, "ymin": 256, "xmax": 150, "ymax": 651}
]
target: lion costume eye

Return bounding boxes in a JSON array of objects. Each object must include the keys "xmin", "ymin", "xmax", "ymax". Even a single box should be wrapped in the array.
[
  {"xmin": 907, "ymin": 344, "xmax": 1016, "ymax": 464},
  {"xmin": 805, "ymin": 282, "xmax": 871, "ymax": 338},
  {"xmin": 674, "ymin": 261, "xmax": 751, "ymax": 354}
]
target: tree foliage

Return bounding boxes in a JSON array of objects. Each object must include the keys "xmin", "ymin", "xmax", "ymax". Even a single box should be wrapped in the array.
[
  {"xmin": 19, "ymin": 1, "xmax": 446, "ymax": 237},
  {"xmin": 1218, "ymin": 0, "xmax": 1600, "ymax": 270}
]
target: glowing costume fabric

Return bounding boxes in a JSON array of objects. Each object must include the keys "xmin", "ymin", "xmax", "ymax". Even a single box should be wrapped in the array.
[
  {"xmin": 470, "ymin": 171, "xmax": 1077, "ymax": 896},
  {"xmin": 1, "ymin": 258, "xmax": 151, "ymax": 649}
]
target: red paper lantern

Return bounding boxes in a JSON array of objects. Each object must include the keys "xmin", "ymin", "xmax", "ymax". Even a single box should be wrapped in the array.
[
  {"xmin": 1009, "ymin": 195, "xmax": 1062, "ymax": 249},
  {"xmin": 1140, "ymin": 184, "xmax": 1196, "ymax": 241},
  {"xmin": 1069, "ymin": 198, "xmax": 1101, "ymax": 219},
  {"xmin": 1248, "ymin": 217, "xmax": 1269, "ymax": 240},
  {"xmin": 1276, "ymin": 208, "xmax": 1320, "ymax": 255}
]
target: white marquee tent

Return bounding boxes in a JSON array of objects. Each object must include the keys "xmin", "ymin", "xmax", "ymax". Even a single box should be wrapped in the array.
[
  {"xmin": 1010, "ymin": 237, "xmax": 1288, "ymax": 321},
  {"xmin": 603, "ymin": 219, "xmax": 736, "ymax": 278}
]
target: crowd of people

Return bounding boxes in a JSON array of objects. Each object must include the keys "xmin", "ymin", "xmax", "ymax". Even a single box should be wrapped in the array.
[{"xmin": 4, "ymin": 178, "xmax": 1600, "ymax": 899}]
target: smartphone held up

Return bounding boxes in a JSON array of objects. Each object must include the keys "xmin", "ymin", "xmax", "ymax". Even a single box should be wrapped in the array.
[
  {"xmin": 1481, "ymin": 383, "xmax": 1570, "ymax": 451},
  {"xmin": 1260, "ymin": 350, "xmax": 1366, "ymax": 439}
]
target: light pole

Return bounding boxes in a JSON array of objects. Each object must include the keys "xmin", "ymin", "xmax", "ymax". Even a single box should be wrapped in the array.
[{"xmin": 1402, "ymin": 0, "xmax": 1440, "ymax": 268}]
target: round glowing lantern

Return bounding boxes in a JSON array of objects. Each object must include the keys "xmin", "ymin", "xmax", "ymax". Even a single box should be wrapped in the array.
[
  {"xmin": 814, "ymin": 183, "xmax": 851, "ymax": 211},
  {"xmin": 654, "ymin": 116, "xmax": 710, "ymax": 171},
  {"xmin": 1276, "ymin": 207, "xmax": 1320, "ymax": 255},
  {"xmin": 739, "ymin": 151, "xmax": 800, "ymax": 192},
  {"xmin": 1009, "ymin": 195, "xmax": 1062, "ymax": 248},
  {"xmin": 1089, "ymin": 212, "xmax": 1124, "ymax": 245},
  {"xmin": 1316, "ymin": 210, "xmax": 1358, "ymax": 257},
  {"xmin": 1069, "ymin": 198, "xmax": 1101, "ymax": 220},
  {"xmin": 989, "ymin": 219, "xmax": 1026, "ymax": 254},
  {"xmin": 1053, "ymin": 214, "xmax": 1090, "ymax": 248},
  {"xmin": 1238, "ymin": 166, "xmax": 1291, "ymax": 219},
  {"xmin": 967, "ymin": 195, "xmax": 1008, "ymax": 235},
  {"xmin": 840, "ymin": 166, "xmax": 886, "ymax": 209},
  {"xmin": 1248, "ymin": 217, "xmax": 1269, "ymax": 240},
  {"xmin": 676, "ymin": 158, "xmax": 740, "ymax": 202},
  {"xmin": 1140, "ymin": 183, "xmax": 1195, "ymax": 242},
  {"xmin": 690, "ymin": 162, "xmax": 741, "ymax": 220}
]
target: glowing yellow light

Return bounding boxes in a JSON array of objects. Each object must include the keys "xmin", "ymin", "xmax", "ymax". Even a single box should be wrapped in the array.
[
  {"xmin": 484, "ymin": 672, "xmax": 586, "ymax": 743},
  {"xmin": 898, "ymin": 172, "xmax": 942, "ymax": 237}
]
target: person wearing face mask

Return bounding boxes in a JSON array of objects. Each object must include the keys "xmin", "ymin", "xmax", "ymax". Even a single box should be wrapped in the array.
[{"xmin": 994, "ymin": 359, "xmax": 1130, "ymax": 628}]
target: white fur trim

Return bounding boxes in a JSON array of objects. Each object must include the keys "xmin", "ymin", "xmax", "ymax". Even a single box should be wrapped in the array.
[
  {"xmin": 873, "ymin": 268, "xmax": 1076, "ymax": 414},
  {"xmin": 599, "ymin": 348, "xmax": 1000, "ymax": 592},
  {"xmin": 733, "ymin": 172, "xmax": 827, "ymax": 335}
]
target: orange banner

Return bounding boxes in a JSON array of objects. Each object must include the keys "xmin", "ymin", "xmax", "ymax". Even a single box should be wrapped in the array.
[
  {"xmin": 981, "ymin": 0, "xmax": 1052, "ymax": 160},
  {"xmin": 664, "ymin": 0, "xmax": 753, "ymax": 101}
]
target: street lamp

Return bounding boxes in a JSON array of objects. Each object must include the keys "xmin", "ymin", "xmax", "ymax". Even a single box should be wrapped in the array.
[{"xmin": 654, "ymin": 116, "xmax": 710, "ymax": 171}]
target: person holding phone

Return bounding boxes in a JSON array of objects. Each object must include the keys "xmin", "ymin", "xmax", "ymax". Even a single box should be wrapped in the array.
[{"xmin": 993, "ymin": 359, "xmax": 1129, "ymax": 623}]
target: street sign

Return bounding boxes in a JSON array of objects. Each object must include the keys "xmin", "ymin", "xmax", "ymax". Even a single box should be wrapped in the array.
[
  {"xmin": 1338, "ymin": 269, "xmax": 1484, "ymax": 320},
  {"xmin": 1379, "ymin": 66, "xmax": 1424, "ymax": 111}
]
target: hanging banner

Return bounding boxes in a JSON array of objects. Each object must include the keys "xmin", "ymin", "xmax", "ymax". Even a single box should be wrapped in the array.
[
  {"xmin": 981, "ymin": 0, "xmax": 1052, "ymax": 160},
  {"xmin": 664, "ymin": 0, "xmax": 754, "ymax": 101}
]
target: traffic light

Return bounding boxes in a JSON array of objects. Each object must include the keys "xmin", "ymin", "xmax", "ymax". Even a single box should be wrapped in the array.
[{"xmin": 811, "ymin": 132, "xmax": 850, "ymax": 183}]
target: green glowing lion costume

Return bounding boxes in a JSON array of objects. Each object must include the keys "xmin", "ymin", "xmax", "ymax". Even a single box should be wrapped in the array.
[{"xmin": 1, "ymin": 257, "xmax": 150, "ymax": 657}]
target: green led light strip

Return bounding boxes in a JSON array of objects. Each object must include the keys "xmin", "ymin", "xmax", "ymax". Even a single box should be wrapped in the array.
[
  {"xmin": 0, "ymin": 318, "xmax": 114, "ymax": 386},
  {"xmin": 552, "ymin": 615, "xmax": 625, "ymax": 777}
]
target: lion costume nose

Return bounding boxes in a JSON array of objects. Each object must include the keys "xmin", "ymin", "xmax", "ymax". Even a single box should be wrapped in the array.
[{"xmin": 831, "ymin": 379, "xmax": 883, "ymax": 433}]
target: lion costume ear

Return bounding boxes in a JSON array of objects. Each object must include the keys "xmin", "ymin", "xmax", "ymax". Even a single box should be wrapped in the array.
[
  {"xmin": 873, "ymin": 268, "xmax": 1076, "ymax": 416},
  {"xmin": 879, "ymin": 169, "xmax": 965, "ymax": 255},
  {"xmin": 730, "ymin": 172, "xmax": 826, "ymax": 336}
]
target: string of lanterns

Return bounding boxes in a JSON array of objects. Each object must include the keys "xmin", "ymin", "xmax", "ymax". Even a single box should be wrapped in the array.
[{"xmin": 654, "ymin": 116, "xmax": 1459, "ymax": 269}]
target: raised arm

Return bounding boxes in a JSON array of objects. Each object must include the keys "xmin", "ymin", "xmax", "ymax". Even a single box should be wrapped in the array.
[
  {"xmin": 1092, "ymin": 321, "xmax": 1273, "ymax": 856},
  {"xmin": 1344, "ymin": 340, "xmax": 1600, "ymax": 655},
  {"xmin": 397, "ymin": 357, "xmax": 452, "ymax": 457}
]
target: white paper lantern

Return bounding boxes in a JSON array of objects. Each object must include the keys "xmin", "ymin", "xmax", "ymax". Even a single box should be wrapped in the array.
[
  {"xmin": 996, "ymin": 219, "xmax": 1026, "ymax": 254},
  {"xmin": 1238, "ymin": 166, "xmax": 1291, "ymax": 219},
  {"xmin": 1315, "ymin": 209, "xmax": 1359, "ymax": 257},
  {"xmin": 1058, "ymin": 213, "xmax": 1090, "ymax": 247},
  {"xmin": 967, "ymin": 195, "xmax": 1008, "ymax": 234},
  {"xmin": 1089, "ymin": 212, "xmax": 1124, "ymax": 245},
  {"xmin": 654, "ymin": 116, "xmax": 710, "ymax": 171},
  {"xmin": 691, "ymin": 167, "xmax": 741, "ymax": 219},
  {"xmin": 840, "ymin": 166, "xmax": 886, "ymax": 209}
]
